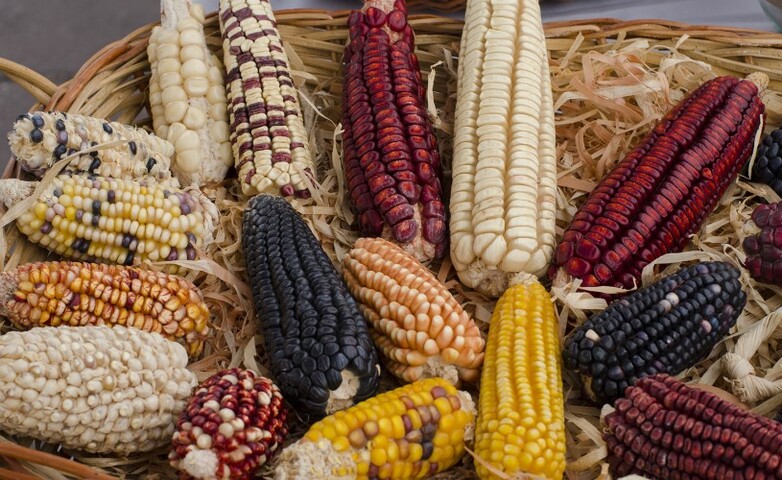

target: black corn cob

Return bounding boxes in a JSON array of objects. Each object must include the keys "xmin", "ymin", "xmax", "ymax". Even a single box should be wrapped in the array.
[
  {"xmin": 564, "ymin": 262, "xmax": 745, "ymax": 403},
  {"xmin": 242, "ymin": 195, "xmax": 381, "ymax": 416},
  {"xmin": 751, "ymin": 128, "xmax": 782, "ymax": 196}
]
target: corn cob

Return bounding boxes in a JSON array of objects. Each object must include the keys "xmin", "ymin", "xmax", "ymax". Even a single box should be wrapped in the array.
[
  {"xmin": 605, "ymin": 374, "xmax": 782, "ymax": 479},
  {"xmin": 170, "ymin": 368, "xmax": 288, "ymax": 479},
  {"xmin": 148, "ymin": 0, "xmax": 233, "ymax": 186},
  {"xmin": 550, "ymin": 76, "xmax": 766, "ymax": 294},
  {"xmin": 341, "ymin": 0, "xmax": 447, "ymax": 262},
  {"xmin": 447, "ymin": 0, "xmax": 558, "ymax": 297},
  {"xmin": 750, "ymin": 128, "xmax": 782, "ymax": 196},
  {"xmin": 474, "ymin": 276, "xmax": 565, "ymax": 479},
  {"xmin": 342, "ymin": 237, "xmax": 484, "ymax": 385},
  {"xmin": 0, "ymin": 325, "xmax": 197, "ymax": 453},
  {"xmin": 219, "ymin": 0, "xmax": 315, "ymax": 198},
  {"xmin": 1, "ymin": 172, "xmax": 218, "ymax": 265},
  {"xmin": 564, "ymin": 262, "xmax": 745, "ymax": 404},
  {"xmin": 0, "ymin": 261, "xmax": 210, "ymax": 357},
  {"xmin": 9, "ymin": 111, "xmax": 175, "ymax": 184},
  {"xmin": 242, "ymin": 195, "xmax": 380, "ymax": 415},
  {"xmin": 743, "ymin": 201, "xmax": 782, "ymax": 285},
  {"xmin": 274, "ymin": 377, "xmax": 475, "ymax": 480}
]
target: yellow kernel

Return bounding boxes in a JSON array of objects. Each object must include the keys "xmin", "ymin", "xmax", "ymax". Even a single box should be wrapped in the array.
[
  {"xmin": 331, "ymin": 436, "xmax": 350, "ymax": 452},
  {"xmin": 409, "ymin": 443, "xmax": 422, "ymax": 461},
  {"xmin": 390, "ymin": 416, "xmax": 405, "ymax": 438},
  {"xmin": 306, "ymin": 429, "xmax": 323, "ymax": 442},
  {"xmin": 370, "ymin": 448, "xmax": 386, "ymax": 466},
  {"xmin": 378, "ymin": 418, "xmax": 393, "ymax": 437}
]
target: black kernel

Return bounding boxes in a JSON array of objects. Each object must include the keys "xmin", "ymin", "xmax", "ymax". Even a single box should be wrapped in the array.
[
  {"xmin": 55, "ymin": 119, "xmax": 65, "ymax": 131},
  {"xmin": 53, "ymin": 143, "xmax": 67, "ymax": 159},
  {"xmin": 31, "ymin": 115, "xmax": 44, "ymax": 128},
  {"xmin": 103, "ymin": 123, "xmax": 113, "ymax": 134},
  {"xmin": 128, "ymin": 141, "xmax": 137, "ymax": 155},
  {"xmin": 30, "ymin": 129, "xmax": 43, "ymax": 143},
  {"xmin": 146, "ymin": 157, "xmax": 156, "ymax": 172}
]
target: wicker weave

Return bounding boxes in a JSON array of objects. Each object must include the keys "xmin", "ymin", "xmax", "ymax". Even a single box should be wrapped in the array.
[
  {"xmin": 2, "ymin": 9, "xmax": 782, "ymax": 480},
  {"xmin": 409, "ymin": 0, "xmax": 465, "ymax": 11}
]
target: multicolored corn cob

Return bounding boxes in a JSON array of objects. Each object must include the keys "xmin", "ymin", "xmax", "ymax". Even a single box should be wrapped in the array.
[
  {"xmin": 170, "ymin": 368, "xmax": 288, "ymax": 479},
  {"xmin": 605, "ymin": 374, "xmax": 782, "ymax": 479},
  {"xmin": 448, "ymin": 0, "xmax": 558, "ymax": 297},
  {"xmin": 342, "ymin": 237, "xmax": 484, "ymax": 385},
  {"xmin": 0, "ymin": 325, "xmax": 197, "ymax": 453},
  {"xmin": 8, "ymin": 111, "xmax": 175, "ymax": 184},
  {"xmin": 564, "ymin": 262, "xmax": 745, "ymax": 403},
  {"xmin": 0, "ymin": 262, "xmax": 210, "ymax": 357},
  {"xmin": 750, "ymin": 128, "xmax": 782, "ymax": 196},
  {"xmin": 242, "ymin": 195, "xmax": 380, "ymax": 416},
  {"xmin": 341, "ymin": 0, "xmax": 447, "ymax": 262},
  {"xmin": 474, "ymin": 276, "xmax": 566, "ymax": 479},
  {"xmin": 743, "ymin": 201, "xmax": 782, "ymax": 285},
  {"xmin": 274, "ymin": 378, "xmax": 475, "ymax": 480},
  {"xmin": 550, "ymin": 76, "xmax": 765, "ymax": 294},
  {"xmin": 148, "ymin": 0, "xmax": 233, "ymax": 185},
  {"xmin": 219, "ymin": 0, "xmax": 315, "ymax": 198},
  {"xmin": 1, "ymin": 173, "xmax": 217, "ymax": 265}
]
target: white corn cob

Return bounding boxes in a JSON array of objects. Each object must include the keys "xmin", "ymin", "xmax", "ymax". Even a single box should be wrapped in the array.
[
  {"xmin": 449, "ymin": 0, "xmax": 558, "ymax": 297},
  {"xmin": 8, "ymin": 111, "xmax": 176, "ymax": 184},
  {"xmin": 219, "ymin": 0, "xmax": 316, "ymax": 199},
  {"xmin": 0, "ymin": 325, "xmax": 197, "ymax": 453},
  {"xmin": 148, "ymin": 0, "xmax": 233, "ymax": 186}
]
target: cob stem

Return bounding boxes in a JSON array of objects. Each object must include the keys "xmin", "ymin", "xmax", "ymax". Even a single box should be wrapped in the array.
[
  {"xmin": 160, "ymin": 0, "xmax": 192, "ymax": 28},
  {"xmin": 0, "ymin": 442, "xmax": 115, "ymax": 480}
]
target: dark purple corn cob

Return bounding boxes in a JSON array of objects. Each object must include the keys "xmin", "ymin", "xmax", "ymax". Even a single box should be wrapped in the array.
[
  {"xmin": 751, "ymin": 128, "xmax": 782, "ymax": 196},
  {"xmin": 564, "ymin": 262, "xmax": 745, "ymax": 403},
  {"xmin": 341, "ymin": 0, "xmax": 447, "ymax": 262},
  {"xmin": 550, "ymin": 76, "xmax": 765, "ymax": 295},
  {"xmin": 743, "ymin": 202, "xmax": 782, "ymax": 285},
  {"xmin": 605, "ymin": 374, "xmax": 782, "ymax": 480}
]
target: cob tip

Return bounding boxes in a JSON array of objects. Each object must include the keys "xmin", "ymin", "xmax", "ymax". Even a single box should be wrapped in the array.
[
  {"xmin": 747, "ymin": 72, "xmax": 769, "ymax": 92},
  {"xmin": 0, "ymin": 178, "xmax": 36, "ymax": 209},
  {"xmin": 179, "ymin": 449, "xmax": 219, "ymax": 479},
  {"xmin": 0, "ymin": 271, "xmax": 14, "ymax": 317},
  {"xmin": 325, "ymin": 368, "xmax": 380, "ymax": 414}
]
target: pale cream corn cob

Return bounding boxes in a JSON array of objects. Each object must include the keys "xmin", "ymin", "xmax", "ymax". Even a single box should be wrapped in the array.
[
  {"xmin": 219, "ymin": 0, "xmax": 316, "ymax": 199},
  {"xmin": 148, "ymin": 0, "xmax": 233, "ymax": 186},
  {"xmin": 0, "ymin": 325, "xmax": 197, "ymax": 453},
  {"xmin": 8, "ymin": 111, "xmax": 176, "ymax": 184},
  {"xmin": 449, "ymin": 0, "xmax": 558, "ymax": 297}
]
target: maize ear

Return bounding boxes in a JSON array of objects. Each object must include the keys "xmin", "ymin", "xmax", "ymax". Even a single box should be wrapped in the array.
[
  {"xmin": 550, "ymin": 75, "xmax": 765, "ymax": 294},
  {"xmin": 274, "ymin": 378, "xmax": 476, "ymax": 480},
  {"xmin": 9, "ymin": 111, "xmax": 175, "ymax": 184},
  {"xmin": 243, "ymin": 195, "xmax": 380, "ymax": 416},
  {"xmin": 448, "ymin": 0, "xmax": 558, "ymax": 297},
  {"xmin": 0, "ymin": 325, "xmax": 197, "ymax": 453},
  {"xmin": 1, "ymin": 172, "xmax": 218, "ymax": 265},
  {"xmin": 743, "ymin": 201, "xmax": 782, "ymax": 285},
  {"xmin": 605, "ymin": 374, "xmax": 782, "ymax": 479},
  {"xmin": 749, "ymin": 128, "xmax": 782, "ymax": 197},
  {"xmin": 342, "ymin": 237, "xmax": 484, "ymax": 385},
  {"xmin": 148, "ymin": 0, "xmax": 233, "ymax": 185},
  {"xmin": 219, "ymin": 0, "xmax": 316, "ymax": 198},
  {"xmin": 0, "ymin": 261, "xmax": 210, "ymax": 357},
  {"xmin": 170, "ymin": 368, "xmax": 288, "ymax": 479},
  {"xmin": 474, "ymin": 276, "xmax": 566, "ymax": 479},
  {"xmin": 341, "ymin": 0, "xmax": 448, "ymax": 262}
]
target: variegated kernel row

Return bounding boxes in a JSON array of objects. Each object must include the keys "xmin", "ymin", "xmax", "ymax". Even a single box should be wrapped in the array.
[
  {"xmin": 342, "ymin": 238, "xmax": 484, "ymax": 385},
  {"xmin": 148, "ymin": 0, "xmax": 232, "ymax": 186}
]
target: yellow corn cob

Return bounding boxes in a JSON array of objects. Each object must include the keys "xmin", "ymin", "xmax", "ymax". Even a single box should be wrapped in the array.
[
  {"xmin": 342, "ymin": 237, "xmax": 485, "ymax": 385},
  {"xmin": 449, "ymin": 0, "xmax": 557, "ymax": 297},
  {"xmin": 8, "ymin": 111, "xmax": 176, "ymax": 184},
  {"xmin": 148, "ymin": 0, "xmax": 233, "ymax": 185},
  {"xmin": 274, "ymin": 377, "xmax": 475, "ymax": 480},
  {"xmin": 474, "ymin": 276, "xmax": 565, "ymax": 479},
  {"xmin": 0, "ymin": 173, "xmax": 218, "ymax": 265},
  {"xmin": 0, "ymin": 262, "xmax": 210, "ymax": 356},
  {"xmin": 219, "ymin": 0, "xmax": 316, "ymax": 199}
]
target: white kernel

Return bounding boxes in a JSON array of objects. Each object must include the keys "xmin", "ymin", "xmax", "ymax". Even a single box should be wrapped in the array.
[
  {"xmin": 181, "ymin": 59, "xmax": 208, "ymax": 79},
  {"xmin": 218, "ymin": 422, "xmax": 235, "ymax": 438},
  {"xmin": 179, "ymin": 44, "xmax": 205, "ymax": 63},
  {"xmin": 184, "ymin": 77, "xmax": 209, "ymax": 96},
  {"xmin": 159, "ymin": 71, "xmax": 183, "ymax": 90}
]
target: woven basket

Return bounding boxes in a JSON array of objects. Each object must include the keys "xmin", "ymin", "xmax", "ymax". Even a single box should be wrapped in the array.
[
  {"xmin": 3, "ymin": 8, "xmax": 782, "ymax": 480},
  {"xmin": 410, "ymin": 0, "xmax": 465, "ymax": 11}
]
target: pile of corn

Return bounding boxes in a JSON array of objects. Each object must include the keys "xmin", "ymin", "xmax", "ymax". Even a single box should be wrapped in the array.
[{"xmin": 1, "ymin": 0, "xmax": 781, "ymax": 479}]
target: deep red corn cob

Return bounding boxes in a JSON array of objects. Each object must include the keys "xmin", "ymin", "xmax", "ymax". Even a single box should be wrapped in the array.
[
  {"xmin": 550, "ymin": 76, "xmax": 765, "ymax": 293},
  {"xmin": 341, "ymin": 0, "xmax": 447, "ymax": 262},
  {"xmin": 743, "ymin": 201, "xmax": 782, "ymax": 285},
  {"xmin": 605, "ymin": 374, "xmax": 782, "ymax": 480}
]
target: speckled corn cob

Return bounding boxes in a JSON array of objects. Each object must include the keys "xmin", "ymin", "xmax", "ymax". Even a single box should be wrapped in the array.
[
  {"xmin": 0, "ymin": 325, "xmax": 197, "ymax": 453},
  {"xmin": 342, "ymin": 0, "xmax": 447, "ymax": 262},
  {"xmin": 242, "ymin": 195, "xmax": 380, "ymax": 416},
  {"xmin": 9, "ymin": 111, "xmax": 175, "ymax": 184},
  {"xmin": 605, "ymin": 374, "xmax": 782, "ymax": 479},
  {"xmin": 148, "ymin": 0, "xmax": 232, "ymax": 185},
  {"xmin": 2, "ymin": 172, "xmax": 217, "ymax": 265},
  {"xmin": 219, "ymin": 0, "xmax": 315, "ymax": 198},
  {"xmin": 274, "ymin": 378, "xmax": 475, "ymax": 480},
  {"xmin": 342, "ymin": 237, "xmax": 484, "ymax": 385},
  {"xmin": 474, "ymin": 276, "xmax": 566, "ymax": 480},
  {"xmin": 743, "ymin": 202, "xmax": 782, "ymax": 285},
  {"xmin": 0, "ymin": 262, "xmax": 210, "ymax": 357},
  {"xmin": 565, "ymin": 262, "xmax": 745, "ymax": 404},
  {"xmin": 170, "ymin": 368, "xmax": 288, "ymax": 480},
  {"xmin": 550, "ymin": 76, "xmax": 765, "ymax": 295}
]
